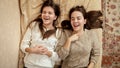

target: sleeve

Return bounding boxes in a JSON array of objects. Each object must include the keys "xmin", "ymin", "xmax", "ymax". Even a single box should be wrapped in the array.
[
  {"xmin": 55, "ymin": 30, "xmax": 70, "ymax": 60},
  {"xmin": 90, "ymin": 29, "xmax": 102, "ymax": 64},
  {"xmin": 20, "ymin": 27, "xmax": 32, "ymax": 54},
  {"xmin": 49, "ymin": 50, "xmax": 60, "ymax": 61}
]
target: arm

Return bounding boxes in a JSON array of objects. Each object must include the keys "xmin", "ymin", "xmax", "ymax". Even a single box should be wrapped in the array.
[
  {"xmin": 20, "ymin": 22, "xmax": 48, "ymax": 54},
  {"xmin": 56, "ymin": 30, "xmax": 79, "ymax": 60},
  {"xmin": 88, "ymin": 29, "xmax": 102, "ymax": 68},
  {"xmin": 55, "ymin": 30, "xmax": 70, "ymax": 60},
  {"xmin": 25, "ymin": 46, "xmax": 48, "ymax": 54},
  {"xmin": 20, "ymin": 27, "xmax": 32, "ymax": 54}
]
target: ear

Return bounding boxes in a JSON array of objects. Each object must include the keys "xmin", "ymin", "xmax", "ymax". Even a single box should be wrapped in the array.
[{"xmin": 54, "ymin": 16, "xmax": 57, "ymax": 20}]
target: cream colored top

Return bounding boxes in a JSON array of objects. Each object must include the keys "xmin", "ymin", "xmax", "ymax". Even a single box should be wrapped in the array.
[
  {"xmin": 56, "ymin": 29, "xmax": 102, "ymax": 68},
  {"xmin": 20, "ymin": 22, "xmax": 60, "ymax": 68}
]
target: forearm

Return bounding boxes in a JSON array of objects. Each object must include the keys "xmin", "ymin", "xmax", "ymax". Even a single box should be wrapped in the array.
[
  {"xmin": 56, "ymin": 38, "xmax": 71, "ymax": 60},
  {"xmin": 25, "ymin": 46, "xmax": 47, "ymax": 54},
  {"xmin": 63, "ymin": 38, "xmax": 71, "ymax": 51}
]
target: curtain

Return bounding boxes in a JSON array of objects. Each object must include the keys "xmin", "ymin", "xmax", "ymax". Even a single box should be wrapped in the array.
[{"xmin": 18, "ymin": 0, "xmax": 102, "ymax": 68}]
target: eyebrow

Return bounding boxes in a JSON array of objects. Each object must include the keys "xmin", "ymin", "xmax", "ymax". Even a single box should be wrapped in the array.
[{"xmin": 71, "ymin": 16, "xmax": 81, "ymax": 18}]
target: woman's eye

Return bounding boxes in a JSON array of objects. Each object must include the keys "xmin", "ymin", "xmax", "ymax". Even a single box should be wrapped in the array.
[
  {"xmin": 77, "ymin": 17, "xmax": 81, "ymax": 20},
  {"xmin": 71, "ymin": 19, "xmax": 75, "ymax": 21},
  {"xmin": 71, "ymin": 18, "xmax": 75, "ymax": 21},
  {"xmin": 49, "ymin": 12, "xmax": 52, "ymax": 15},
  {"xmin": 42, "ymin": 11, "xmax": 46, "ymax": 14}
]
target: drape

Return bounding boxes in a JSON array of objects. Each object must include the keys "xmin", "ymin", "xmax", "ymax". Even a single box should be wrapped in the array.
[{"xmin": 18, "ymin": 0, "xmax": 102, "ymax": 68}]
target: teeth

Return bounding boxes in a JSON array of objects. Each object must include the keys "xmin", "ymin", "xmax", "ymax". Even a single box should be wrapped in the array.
[
  {"xmin": 73, "ymin": 22, "xmax": 80, "ymax": 27},
  {"xmin": 45, "ymin": 19, "xmax": 49, "ymax": 20},
  {"xmin": 44, "ymin": 17, "xmax": 49, "ymax": 20},
  {"xmin": 74, "ymin": 24, "xmax": 80, "ymax": 27}
]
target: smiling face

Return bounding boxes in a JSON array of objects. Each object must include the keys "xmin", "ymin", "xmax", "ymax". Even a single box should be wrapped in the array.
[
  {"xmin": 70, "ymin": 11, "xmax": 86, "ymax": 32},
  {"xmin": 41, "ymin": 6, "xmax": 57, "ymax": 27}
]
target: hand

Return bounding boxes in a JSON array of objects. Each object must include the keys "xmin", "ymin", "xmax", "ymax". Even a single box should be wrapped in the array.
[
  {"xmin": 31, "ymin": 46, "xmax": 52, "ymax": 57},
  {"xmin": 43, "ymin": 50, "xmax": 52, "ymax": 57},
  {"xmin": 30, "ymin": 46, "xmax": 48, "ymax": 54},
  {"xmin": 69, "ymin": 33, "xmax": 79, "ymax": 42}
]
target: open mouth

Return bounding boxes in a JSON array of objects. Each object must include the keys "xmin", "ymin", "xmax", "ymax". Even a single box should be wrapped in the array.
[
  {"xmin": 44, "ymin": 18, "xmax": 50, "ymax": 20},
  {"xmin": 43, "ymin": 18, "xmax": 50, "ymax": 23},
  {"xmin": 73, "ymin": 23, "xmax": 80, "ymax": 28}
]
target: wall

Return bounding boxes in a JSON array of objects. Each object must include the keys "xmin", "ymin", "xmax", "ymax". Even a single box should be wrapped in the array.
[
  {"xmin": 102, "ymin": 0, "xmax": 120, "ymax": 68},
  {"xmin": 0, "ymin": 0, "xmax": 20, "ymax": 68}
]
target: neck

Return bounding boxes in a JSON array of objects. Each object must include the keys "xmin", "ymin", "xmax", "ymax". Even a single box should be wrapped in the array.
[
  {"xmin": 43, "ymin": 24, "xmax": 54, "ymax": 30},
  {"xmin": 73, "ymin": 29, "xmax": 84, "ymax": 36}
]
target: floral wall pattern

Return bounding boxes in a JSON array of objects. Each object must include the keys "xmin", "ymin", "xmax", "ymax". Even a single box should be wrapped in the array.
[{"xmin": 102, "ymin": 0, "xmax": 120, "ymax": 68}]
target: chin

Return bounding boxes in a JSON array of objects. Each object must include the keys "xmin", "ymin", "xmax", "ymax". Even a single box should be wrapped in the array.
[
  {"xmin": 73, "ymin": 29, "xmax": 79, "ymax": 32},
  {"xmin": 44, "ymin": 22, "xmax": 50, "ymax": 25},
  {"xmin": 73, "ymin": 27, "xmax": 79, "ymax": 31}
]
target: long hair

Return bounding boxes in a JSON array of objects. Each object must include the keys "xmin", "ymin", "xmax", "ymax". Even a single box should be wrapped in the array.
[
  {"xmin": 86, "ymin": 10, "xmax": 103, "ymax": 29},
  {"xmin": 61, "ymin": 6, "xmax": 103, "ymax": 30}
]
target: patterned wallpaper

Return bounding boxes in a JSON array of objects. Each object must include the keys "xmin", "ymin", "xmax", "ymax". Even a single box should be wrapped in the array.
[{"xmin": 102, "ymin": 0, "xmax": 120, "ymax": 68}]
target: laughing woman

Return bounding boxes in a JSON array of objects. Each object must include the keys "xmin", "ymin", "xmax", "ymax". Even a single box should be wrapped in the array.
[
  {"xmin": 56, "ymin": 6, "xmax": 102, "ymax": 68},
  {"xmin": 20, "ymin": 0, "xmax": 60, "ymax": 68}
]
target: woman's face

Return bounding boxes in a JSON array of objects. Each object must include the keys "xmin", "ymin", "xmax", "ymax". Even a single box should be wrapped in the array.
[
  {"xmin": 41, "ymin": 6, "xmax": 57, "ymax": 26},
  {"xmin": 70, "ymin": 11, "xmax": 86, "ymax": 32}
]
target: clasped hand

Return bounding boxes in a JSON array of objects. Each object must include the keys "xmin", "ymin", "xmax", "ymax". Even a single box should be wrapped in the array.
[{"xmin": 31, "ymin": 45, "xmax": 49, "ymax": 55}]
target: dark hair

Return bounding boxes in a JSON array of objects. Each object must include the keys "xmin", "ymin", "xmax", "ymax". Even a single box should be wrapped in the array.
[
  {"xmin": 86, "ymin": 10, "xmax": 103, "ymax": 29},
  {"xmin": 33, "ymin": 0, "xmax": 60, "ymax": 39},
  {"xmin": 69, "ymin": 6, "xmax": 87, "ymax": 19},
  {"xmin": 61, "ymin": 20, "xmax": 72, "ymax": 30},
  {"xmin": 61, "ymin": 6, "xmax": 103, "ymax": 30}
]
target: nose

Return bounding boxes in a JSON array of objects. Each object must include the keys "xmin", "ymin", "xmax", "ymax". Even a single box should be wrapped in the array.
[
  {"xmin": 44, "ymin": 13, "xmax": 49, "ymax": 16},
  {"xmin": 74, "ymin": 19, "xmax": 78, "ymax": 22}
]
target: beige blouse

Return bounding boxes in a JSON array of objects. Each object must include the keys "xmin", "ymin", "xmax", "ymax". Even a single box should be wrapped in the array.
[{"xmin": 56, "ymin": 29, "xmax": 102, "ymax": 68}]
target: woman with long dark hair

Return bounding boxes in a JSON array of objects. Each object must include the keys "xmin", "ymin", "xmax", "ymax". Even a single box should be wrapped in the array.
[
  {"xmin": 56, "ymin": 6, "xmax": 102, "ymax": 68},
  {"xmin": 20, "ymin": 0, "xmax": 60, "ymax": 68}
]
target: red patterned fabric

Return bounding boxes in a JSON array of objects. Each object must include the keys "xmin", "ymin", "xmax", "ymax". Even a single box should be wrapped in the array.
[{"xmin": 102, "ymin": 0, "xmax": 120, "ymax": 68}]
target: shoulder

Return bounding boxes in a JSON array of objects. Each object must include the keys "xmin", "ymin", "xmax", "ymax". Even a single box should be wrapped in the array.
[
  {"xmin": 85, "ymin": 29, "xmax": 97, "ymax": 40},
  {"xmin": 62, "ymin": 29, "xmax": 72, "ymax": 37},
  {"xmin": 28, "ymin": 21, "xmax": 39, "ymax": 29},
  {"xmin": 85, "ymin": 29, "xmax": 94, "ymax": 35},
  {"xmin": 90, "ymin": 28, "xmax": 102, "ymax": 33},
  {"xmin": 56, "ymin": 28, "xmax": 72, "ymax": 39},
  {"xmin": 56, "ymin": 28, "xmax": 62, "ymax": 39},
  {"xmin": 85, "ymin": 28, "xmax": 103, "ymax": 42},
  {"xmin": 86, "ymin": 28, "xmax": 102, "ymax": 38},
  {"xmin": 85, "ymin": 28, "xmax": 102, "ymax": 35},
  {"xmin": 90, "ymin": 28, "xmax": 103, "ymax": 41}
]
